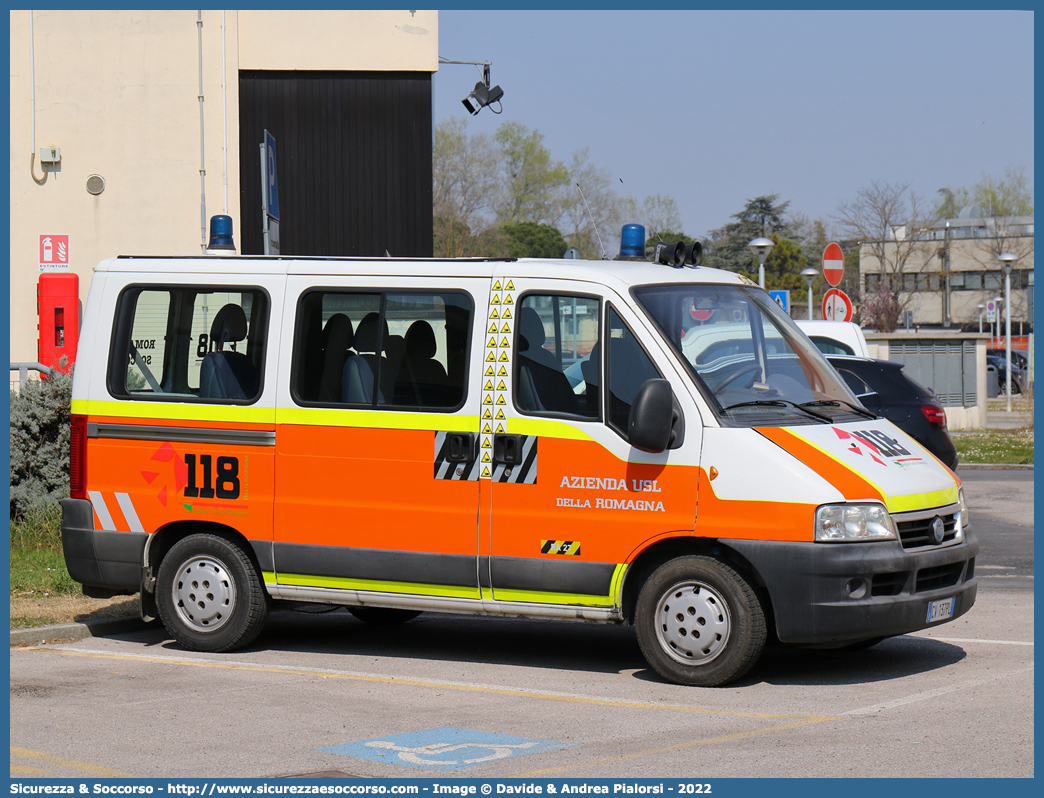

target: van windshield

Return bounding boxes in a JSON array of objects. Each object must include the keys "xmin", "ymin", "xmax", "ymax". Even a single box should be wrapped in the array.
[{"xmin": 633, "ymin": 283, "xmax": 868, "ymax": 426}]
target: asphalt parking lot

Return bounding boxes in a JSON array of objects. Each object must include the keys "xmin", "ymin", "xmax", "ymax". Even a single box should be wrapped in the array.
[{"xmin": 10, "ymin": 470, "xmax": 1033, "ymax": 779}]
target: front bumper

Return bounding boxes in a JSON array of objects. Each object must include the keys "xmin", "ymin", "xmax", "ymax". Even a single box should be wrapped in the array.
[
  {"xmin": 61, "ymin": 498, "xmax": 146, "ymax": 594},
  {"xmin": 729, "ymin": 530, "xmax": 979, "ymax": 644}
]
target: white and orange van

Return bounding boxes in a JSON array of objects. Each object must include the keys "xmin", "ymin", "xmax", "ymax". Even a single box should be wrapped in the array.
[{"xmin": 62, "ymin": 252, "xmax": 977, "ymax": 686}]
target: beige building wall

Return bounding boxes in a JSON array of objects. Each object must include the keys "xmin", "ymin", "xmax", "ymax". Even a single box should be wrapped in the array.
[
  {"xmin": 9, "ymin": 10, "xmax": 438, "ymax": 363},
  {"xmin": 859, "ymin": 230, "xmax": 1034, "ymax": 330}
]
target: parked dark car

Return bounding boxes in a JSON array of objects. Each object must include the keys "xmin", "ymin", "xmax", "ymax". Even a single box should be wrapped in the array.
[
  {"xmin": 826, "ymin": 356, "xmax": 959, "ymax": 471},
  {"xmin": 986, "ymin": 353, "xmax": 1025, "ymax": 394}
]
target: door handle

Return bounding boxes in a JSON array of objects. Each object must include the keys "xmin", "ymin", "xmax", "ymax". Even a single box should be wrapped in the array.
[
  {"xmin": 493, "ymin": 433, "xmax": 524, "ymax": 465},
  {"xmin": 446, "ymin": 432, "xmax": 476, "ymax": 462}
]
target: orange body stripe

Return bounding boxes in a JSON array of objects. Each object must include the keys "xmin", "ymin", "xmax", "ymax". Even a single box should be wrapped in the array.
[
  {"xmin": 754, "ymin": 426, "xmax": 885, "ymax": 503},
  {"xmin": 694, "ymin": 468, "xmax": 816, "ymax": 542}
]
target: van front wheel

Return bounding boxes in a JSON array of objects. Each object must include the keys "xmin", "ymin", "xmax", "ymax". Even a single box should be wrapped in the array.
[
  {"xmin": 156, "ymin": 533, "xmax": 269, "ymax": 652},
  {"xmin": 636, "ymin": 556, "xmax": 766, "ymax": 687}
]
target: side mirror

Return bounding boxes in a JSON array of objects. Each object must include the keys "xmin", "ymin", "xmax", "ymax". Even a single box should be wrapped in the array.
[{"xmin": 628, "ymin": 378, "xmax": 677, "ymax": 453}]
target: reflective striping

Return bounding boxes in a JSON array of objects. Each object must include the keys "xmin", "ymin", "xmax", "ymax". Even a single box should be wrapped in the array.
[
  {"xmin": 609, "ymin": 563, "xmax": 627, "ymax": 608},
  {"xmin": 73, "ymin": 398, "xmax": 274, "ymax": 424},
  {"xmin": 489, "ymin": 588, "xmax": 615, "ymax": 607},
  {"xmin": 279, "ymin": 406, "xmax": 479, "ymax": 432},
  {"xmin": 88, "ymin": 422, "xmax": 275, "ymax": 446},
  {"xmin": 114, "ymin": 493, "xmax": 145, "ymax": 534},
  {"xmin": 890, "ymin": 486, "xmax": 961, "ymax": 514},
  {"xmin": 87, "ymin": 490, "xmax": 115, "ymax": 531},
  {"xmin": 509, "ymin": 415, "xmax": 595, "ymax": 442},
  {"xmin": 276, "ymin": 572, "xmax": 482, "ymax": 600}
]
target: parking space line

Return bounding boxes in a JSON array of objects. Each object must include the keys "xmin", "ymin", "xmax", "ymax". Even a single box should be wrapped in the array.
[
  {"xmin": 925, "ymin": 637, "xmax": 1033, "ymax": 646},
  {"xmin": 842, "ymin": 666, "xmax": 1034, "ymax": 716},
  {"xmin": 513, "ymin": 718, "xmax": 830, "ymax": 777},
  {"xmin": 26, "ymin": 647, "xmax": 841, "ymax": 723},
  {"xmin": 9, "ymin": 746, "xmax": 137, "ymax": 778}
]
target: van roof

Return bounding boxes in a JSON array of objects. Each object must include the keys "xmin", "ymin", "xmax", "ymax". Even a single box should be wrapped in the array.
[{"xmin": 99, "ymin": 254, "xmax": 749, "ymax": 289}]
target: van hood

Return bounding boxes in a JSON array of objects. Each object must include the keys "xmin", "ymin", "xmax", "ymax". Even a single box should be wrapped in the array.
[{"xmin": 755, "ymin": 420, "xmax": 960, "ymax": 514}]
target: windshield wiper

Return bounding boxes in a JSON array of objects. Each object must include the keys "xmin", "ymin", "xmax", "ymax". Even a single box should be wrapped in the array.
[
  {"xmin": 799, "ymin": 399, "xmax": 877, "ymax": 420},
  {"xmin": 720, "ymin": 399, "xmax": 832, "ymax": 422}
]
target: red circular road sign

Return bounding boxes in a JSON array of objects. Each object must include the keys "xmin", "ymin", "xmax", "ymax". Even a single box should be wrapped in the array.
[
  {"xmin": 689, "ymin": 301, "xmax": 714, "ymax": 322},
  {"xmin": 822, "ymin": 288, "xmax": 853, "ymax": 322},
  {"xmin": 822, "ymin": 242, "xmax": 845, "ymax": 287}
]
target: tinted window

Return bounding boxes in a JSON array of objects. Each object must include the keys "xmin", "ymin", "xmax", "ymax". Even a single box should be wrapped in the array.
[
  {"xmin": 515, "ymin": 294, "xmax": 600, "ymax": 418},
  {"xmin": 292, "ymin": 290, "xmax": 471, "ymax": 409},
  {"xmin": 110, "ymin": 286, "xmax": 268, "ymax": 403},
  {"xmin": 606, "ymin": 307, "xmax": 662, "ymax": 435}
]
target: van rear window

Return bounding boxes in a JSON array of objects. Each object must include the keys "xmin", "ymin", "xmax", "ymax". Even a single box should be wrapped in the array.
[{"xmin": 108, "ymin": 285, "xmax": 268, "ymax": 403}]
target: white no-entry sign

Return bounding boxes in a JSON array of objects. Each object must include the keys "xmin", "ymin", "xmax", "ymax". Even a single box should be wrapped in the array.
[{"xmin": 822, "ymin": 243, "xmax": 844, "ymax": 287}]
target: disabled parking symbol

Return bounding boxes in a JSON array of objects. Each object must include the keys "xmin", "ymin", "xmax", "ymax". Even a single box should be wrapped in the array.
[{"xmin": 320, "ymin": 727, "xmax": 574, "ymax": 771}]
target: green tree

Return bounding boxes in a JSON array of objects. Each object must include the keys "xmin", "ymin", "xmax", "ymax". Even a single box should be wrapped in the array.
[
  {"xmin": 936, "ymin": 167, "xmax": 1033, "ymax": 218},
  {"xmin": 763, "ymin": 234, "xmax": 808, "ymax": 291},
  {"xmin": 494, "ymin": 121, "xmax": 570, "ymax": 226},
  {"xmin": 705, "ymin": 195, "xmax": 800, "ymax": 275},
  {"xmin": 501, "ymin": 222, "xmax": 569, "ymax": 258}
]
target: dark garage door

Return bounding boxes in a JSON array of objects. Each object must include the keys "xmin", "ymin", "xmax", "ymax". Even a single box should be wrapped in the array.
[{"xmin": 239, "ymin": 70, "xmax": 433, "ymax": 258}]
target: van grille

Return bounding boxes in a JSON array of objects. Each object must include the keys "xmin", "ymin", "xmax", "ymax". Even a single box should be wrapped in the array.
[
  {"xmin": 871, "ymin": 572, "xmax": 908, "ymax": 596},
  {"xmin": 896, "ymin": 512, "xmax": 957, "ymax": 550},
  {"xmin": 915, "ymin": 562, "xmax": 965, "ymax": 593}
]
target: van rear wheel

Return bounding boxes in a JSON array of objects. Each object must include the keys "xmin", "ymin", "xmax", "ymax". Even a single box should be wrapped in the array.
[
  {"xmin": 156, "ymin": 533, "xmax": 268, "ymax": 652},
  {"xmin": 636, "ymin": 556, "xmax": 766, "ymax": 687}
]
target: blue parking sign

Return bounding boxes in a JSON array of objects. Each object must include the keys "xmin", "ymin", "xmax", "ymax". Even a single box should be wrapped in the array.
[{"xmin": 769, "ymin": 289, "xmax": 790, "ymax": 314}]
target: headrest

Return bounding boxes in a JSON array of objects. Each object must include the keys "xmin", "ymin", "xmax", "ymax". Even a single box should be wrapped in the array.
[
  {"xmin": 518, "ymin": 306, "xmax": 546, "ymax": 352},
  {"xmin": 210, "ymin": 304, "xmax": 248, "ymax": 346},
  {"xmin": 354, "ymin": 312, "xmax": 388, "ymax": 354},
  {"xmin": 322, "ymin": 313, "xmax": 354, "ymax": 353},
  {"xmin": 405, "ymin": 320, "xmax": 437, "ymax": 360}
]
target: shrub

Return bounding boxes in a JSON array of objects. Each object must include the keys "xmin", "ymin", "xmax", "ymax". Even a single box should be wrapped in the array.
[{"xmin": 10, "ymin": 366, "xmax": 73, "ymax": 519}]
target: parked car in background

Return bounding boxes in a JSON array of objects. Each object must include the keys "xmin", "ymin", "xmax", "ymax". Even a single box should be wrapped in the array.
[
  {"xmin": 795, "ymin": 320, "xmax": 870, "ymax": 357},
  {"xmin": 826, "ymin": 355, "xmax": 959, "ymax": 471},
  {"xmin": 986, "ymin": 354, "xmax": 1024, "ymax": 394}
]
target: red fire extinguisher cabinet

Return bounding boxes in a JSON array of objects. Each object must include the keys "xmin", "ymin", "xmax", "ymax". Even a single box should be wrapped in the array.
[{"xmin": 38, "ymin": 272, "xmax": 79, "ymax": 372}]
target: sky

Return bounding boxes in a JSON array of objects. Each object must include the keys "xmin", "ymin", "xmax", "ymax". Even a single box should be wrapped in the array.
[{"xmin": 431, "ymin": 9, "xmax": 1034, "ymax": 249}]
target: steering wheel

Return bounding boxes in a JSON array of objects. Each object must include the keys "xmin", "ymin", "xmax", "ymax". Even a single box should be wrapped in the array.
[{"xmin": 715, "ymin": 362, "xmax": 760, "ymax": 393}]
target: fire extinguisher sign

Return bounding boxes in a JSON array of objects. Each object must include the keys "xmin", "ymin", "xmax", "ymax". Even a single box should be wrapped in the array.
[{"xmin": 39, "ymin": 235, "xmax": 69, "ymax": 271}]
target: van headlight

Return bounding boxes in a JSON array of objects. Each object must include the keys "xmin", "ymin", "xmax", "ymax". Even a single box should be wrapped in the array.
[
  {"xmin": 815, "ymin": 503, "xmax": 897, "ymax": 542},
  {"xmin": 958, "ymin": 488, "xmax": 970, "ymax": 531}
]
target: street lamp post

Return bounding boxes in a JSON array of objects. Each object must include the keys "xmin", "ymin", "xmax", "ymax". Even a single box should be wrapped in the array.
[
  {"xmin": 976, "ymin": 303, "xmax": 986, "ymax": 334},
  {"xmin": 748, "ymin": 238, "xmax": 774, "ymax": 289},
  {"xmin": 992, "ymin": 296, "xmax": 1003, "ymax": 344},
  {"xmin": 800, "ymin": 268, "xmax": 819, "ymax": 320},
  {"xmin": 998, "ymin": 253, "xmax": 1018, "ymax": 412}
]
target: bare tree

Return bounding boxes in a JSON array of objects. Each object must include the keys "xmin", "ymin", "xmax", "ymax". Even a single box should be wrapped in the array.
[
  {"xmin": 623, "ymin": 193, "xmax": 683, "ymax": 240},
  {"xmin": 433, "ymin": 118, "xmax": 502, "ymax": 232},
  {"xmin": 558, "ymin": 148, "xmax": 624, "ymax": 258},
  {"xmin": 835, "ymin": 181, "xmax": 940, "ymax": 285}
]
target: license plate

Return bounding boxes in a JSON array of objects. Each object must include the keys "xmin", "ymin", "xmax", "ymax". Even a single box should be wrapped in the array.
[{"xmin": 926, "ymin": 596, "xmax": 956, "ymax": 624}]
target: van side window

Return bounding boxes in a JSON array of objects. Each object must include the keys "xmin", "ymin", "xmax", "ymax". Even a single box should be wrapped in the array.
[
  {"xmin": 109, "ymin": 286, "xmax": 267, "ymax": 403},
  {"xmin": 292, "ymin": 290, "xmax": 471, "ymax": 410},
  {"xmin": 515, "ymin": 294, "xmax": 600, "ymax": 419},
  {"xmin": 606, "ymin": 306, "xmax": 662, "ymax": 435}
]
